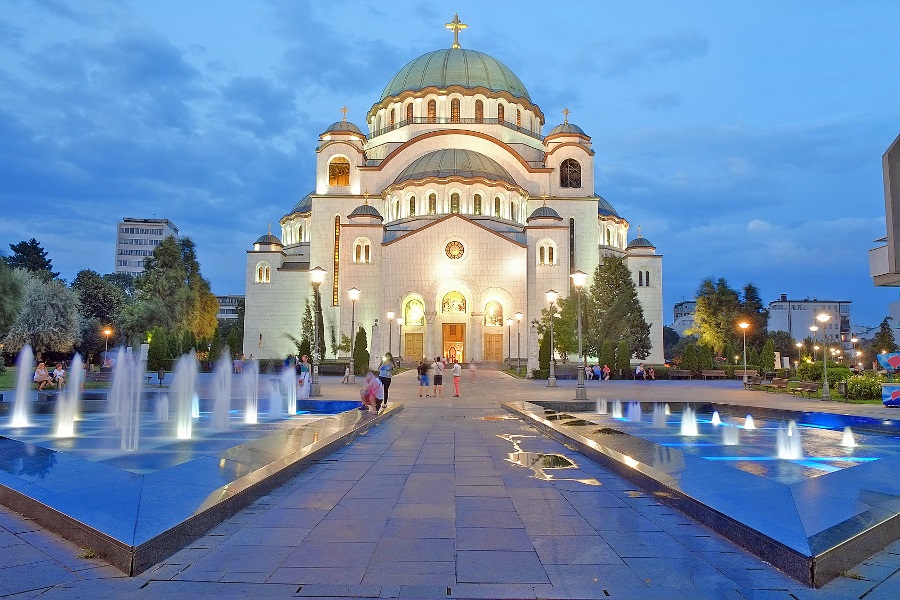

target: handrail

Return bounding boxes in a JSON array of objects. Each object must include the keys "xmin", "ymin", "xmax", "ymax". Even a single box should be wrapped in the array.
[{"xmin": 367, "ymin": 117, "xmax": 544, "ymax": 142}]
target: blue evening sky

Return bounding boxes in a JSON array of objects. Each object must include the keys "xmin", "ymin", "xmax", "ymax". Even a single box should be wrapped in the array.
[{"xmin": 1, "ymin": 0, "xmax": 898, "ymax": 328}]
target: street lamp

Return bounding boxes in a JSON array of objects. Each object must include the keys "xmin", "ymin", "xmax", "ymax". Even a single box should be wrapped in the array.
[
  {"xmin": 515, "ymin": 311, "xmax": 523, "ymax": 375},
  {"xmin": 397, "ymin": 317, "xmax": 404, "ymax": 364},
  {"xmin": 810, "ymin": 325, "xmax": 819, "ymax": 360},
  {"xmin": 795, "ymin": 342, "xmax": 803, "ymax": 369},
  {"xmin": 103, "ymin": 327, "xmax": 113, "ymax": 354},
  {"xmin": 309, "ymin": 266, "xmax": 327, "ymax": 397},
  {"xmin": 348, "ymin": 287, "xmax": 360, "ymax": 384},
  {"xmin": 546, "ymin": 289, "xmax": 558, "ymax": 387},
  {"xmin": 571, "ymin": 270, "xmax": 588, "ymax": 400},
  {"xmin": 817, "ymin": 313, "xmax": 831, "ymax": 400},
  {"xmin": 738, "ymin": 322, "xmax": 750, "ymax": 384},
  {"xmin": 506, "ymin": 317, "xmax": 513, "ymax": 368},
  {"xmin": 387, "ymin": 311, "xmax": 395, "ymax": 357}
]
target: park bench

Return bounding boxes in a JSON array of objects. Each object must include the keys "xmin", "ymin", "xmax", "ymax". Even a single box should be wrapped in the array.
[
  {"xmin": 701, "ymin": 370, "xmax": 727, "ymax": 380},
  {"xmin": 733, "ymin": 369, "xmax": 759, "ymax": 380},
  {"xmin": 743, "ymin": 375, "xmax": 763, "ymax": 389},
  {"xmin": 669, "ymin": 370, "xmax": 692, "ymax": 380},
  {"xmin": 765, "ymin": 377, "xmax": 790, "ymax": 393},
  {"xmin": 791, "ymin": 381, "xmax": 820, "ymax": 398},
  {"xmin": 84, "ymin": 372, "xmax": 112, "ymax": 383}
]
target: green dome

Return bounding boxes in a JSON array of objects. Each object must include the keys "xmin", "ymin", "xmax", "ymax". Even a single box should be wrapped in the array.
[
  {"xmin": 394, "ymin": 149, "xmax": 516, "ymax": 187},
  {"xmin": 381, "ymin": 48, "xmax": 531, "ymax": 102}
]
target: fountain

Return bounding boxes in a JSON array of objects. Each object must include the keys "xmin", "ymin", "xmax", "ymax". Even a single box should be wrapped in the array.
[
  {"xmin": 627, "ymin": 401, "xmax": 642, "ymax": 423},
  {"xmin": 243, "ymin": 359, "xmax": 260, "ymax": 424},
  {"xmin": 596, "ymin": 398, "xmax": 607, "ymax": 414},
  {"xmin": 111, "ymin": 346, "xmax": 147, "ymax": 451},
  {"xmin": 10, "ymin": 345, "xmax": 34, "ymax": 427},
  {"xmin": 54, "ymin": 354, "xmax": 83, "ymax": 438},
  {"xmin": 172, "ymin": 351, "xmax": 198, "ymax": 439},
  {"xmin": 664, "ymin": 403, "xmax": 671, "ymax": 415},
  {"xmin": 155, "ymin": 394, "xmax": 169, "ymax": 423},
  {"xmin": 652, "ymin": 403, "xmax": 667, "ymax": 428},
  {"xmin": 611, "ymin": 398, "xmax": 623, "ymax": 419},
  {"xmin": 680, "ymin": 407, "xmax": 699, "ymax": 436},
  {"xmin": 744, "ymin": 414, "xmax": 756, "ymax": 429},
  {"xmin": 711, "ymin": 411, "xmax": 722, "ymax": 426},
  {"xmin": 841, "ymin": 426, "xmax": 857, "ymax": 448},
  {"xmin": 211, "ymin": 352, "xmax": 232, "ymax": 430},
  {"xmin": 776, "ymin": 420, "xmax": 803, "ymax": 459},
  {"xmin": 268, "ymin": 375, "xmax": 283, "ymax": 420},
  {"xmin": 281, "ymin": 365, "xmax": 297, "ymax": 416},
  {"xmin": 722, "ymin": 417, "xmax": 740, "ymax": 445}
]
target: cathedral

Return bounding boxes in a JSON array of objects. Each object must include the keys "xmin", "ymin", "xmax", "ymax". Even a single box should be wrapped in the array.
[{"xmin": 243, "ymin": 16, "xmax": 664, "ymax": 371}]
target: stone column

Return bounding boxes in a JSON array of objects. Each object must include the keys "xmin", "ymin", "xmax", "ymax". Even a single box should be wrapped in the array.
[
  {"xmin": 425, "ymin": 311, "xmax": 438, "ymax": 360},
  {"xmin": 470, "ymin": 312, "xmax": 484, "ymax": 362},
  {"xmin": 369, "ymin": 321, "xmax": 381, "ymax": 370},
  {"xmin": 527, "ymin": 320, "xmax": 539, "ymax": 378}
]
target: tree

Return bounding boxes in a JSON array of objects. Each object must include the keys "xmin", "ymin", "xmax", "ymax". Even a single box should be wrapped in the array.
[
  {"xmin": 313, "ymin": 286, "xmax": 326, "ymax": 360},
  {"xmin": 0, "ymin": 261, "xmax": 23, "ymax": 337},
  {"xmin": 698, "ymin": 345, "xmax": 714, "ymax": 370},
  {"xmin": 768, "ymin": 330, "xmax": 795, "ymax": 362},
  {"xmin": 4, "ymin": 239, "xmax": 58, "ymax": 280},
  {"xmin": 300, "ymin": 299, "xmax": 313, "ymax": 355},
  {"xmin": 208, "ymin": 328, "xmax": 223, "ymax": 364},
  {"xmin": 353, "ymin": 326, "xmax": 369, "ymax": 375},
  {"xmin": 691, "ymin": 278, "xmax": 741, "ymax": 353},
  {"xmin": 335, "ymin": 333, "xmax": 352, "ymax": 357},
  {"xmin": 147, "ymin": 327, "xmax": 169, "ymax": 371},
  {"xmin": 103, "ymin": 272, "xmax": 136, "ymax": 299},
  {"xmin": 872, "ymin": 318, "xmax": 898, "ymax": 354},
  {"xmin": 2, "ymin": 272, "xmax": 79, "ymax": 353},
  {"xmin": 585, "ymin": 256, "xmax": 652, "ymax": 359},
  {"xmin": 760, "ymin": 339, "xmax": 776, "ymax": 372},
  {"xmin": 538, "ymin": 333, "xmax": 551, "ymax": 373},
  {"xmin": 740, "ymin": 283, "xmax": 769, "ymax": 349},
  {"xmin": 615, "ymin": 340, "xmax": 631, "ymax": 378},
  {"xmin": 722, "ymin": 342, "xmax": 735, "ymax": 365},
  {"xmin": 600, "ymin": 341, "xmax": 615, "ymax": 372},
  {"xmin": 663, "ymin": 326, "xmax": 680, "ymax": 361},
  {"xmin": 71, "ymin": 270, "xmax": 126, "ymax": 360},
  {"xmin": 681, "ymin": 344, "xmax": 698, "ymax": 372}
]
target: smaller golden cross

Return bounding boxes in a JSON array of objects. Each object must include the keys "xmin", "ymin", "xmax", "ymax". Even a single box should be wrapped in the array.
[
  {"xmin": 638, "ymin": 225, "xmax": 643, "ymax": 237},
  {"xmin": 267, "ymin": 222, "xmax": 271, "ymax": 234},
  {"xmin": 445, "ymin": 13, "xmax": 467, "ymax": 49},
  {"xmin": 363, "ymin": 191, "xmax": 370, "ymax": 205},
  {"xmin": 340, "ymin": 106, "xmax": 349, "ymax": 121},
  {"xmin": 562, "ymin": 107, "xmax": 570, "ymax": 123}
]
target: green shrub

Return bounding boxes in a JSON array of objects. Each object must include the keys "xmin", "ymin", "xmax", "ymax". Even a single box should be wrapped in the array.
[
  {"xmin": 797, "ymin": 362, "xmax": 851, "ymax": 383},
  {"xmin": 845, "ymin": 372, "xmax": 884, "ymax": 400},
  {"xmin": 648, "ymin": 365, "xmax": 669, "ymax": 380},
  {"xmin": 531, "ymin": 368, "xmax": 548, "ymax": 380}
]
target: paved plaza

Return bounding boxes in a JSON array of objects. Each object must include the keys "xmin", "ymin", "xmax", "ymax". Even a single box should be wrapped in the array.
[{"xmin": 1, "ymin": 370, "xmax": 900, "ymax": 599}]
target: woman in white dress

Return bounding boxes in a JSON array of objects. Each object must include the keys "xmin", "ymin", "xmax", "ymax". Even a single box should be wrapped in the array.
[{"xmin": 298, "ymin": 355, "xmax": 312, "ymax": 399}]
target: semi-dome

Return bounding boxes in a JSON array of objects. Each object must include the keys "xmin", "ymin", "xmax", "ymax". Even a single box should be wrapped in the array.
[
  {"xmin": 381, "ymin": 48, "xmax": 530, "ymax": 102},
  {"xmin": 627, "ymin": 236, "xmax": 656, "ymax": 250},
  {"xmin": 526, "ymin": 206, "xmax": 562, "ymax": 222},
  {"xmin": 597, "ymin": 195, "xmax": 621, "ymax": 219},
  {"xmin": 255, "ymin": 233, "xmax": 282, "ymax": 246},
  {"xmin": 394, "ymin": 149, "xmax": 516, "ymax": 187},
  {"xmin": 284, "ymin": 192, "xmax": 313, "ymax": 218},
  {"xmin": 348, "ymin": 204, "xmax": 383, "ymax": 220},
  {"xmin": 324, "ymin": 120, "xmax": 363, "ymax": 134},
  {"xmin": 548, "ymin": 122, "xmax": 585, "ymax": 136}
]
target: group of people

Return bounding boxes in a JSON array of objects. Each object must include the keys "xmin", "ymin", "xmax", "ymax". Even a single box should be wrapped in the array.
[
  {"xmin": 358, "ymin": 353, "xmax": 394, "ymax": 415},
  {"xmin": 586, "ymin": 364, "xmax": 612, "ymax": 381},
  {"xmin": 634, "ymin": 363, "xmax": 656, "ymax": 380},
  {"xmin": 33, "ymin": 362, "xmax": 67, "ymax": 391},
  {"xmin": 416, "ymin": 356, "xmax": 466, "ymax": 398}
]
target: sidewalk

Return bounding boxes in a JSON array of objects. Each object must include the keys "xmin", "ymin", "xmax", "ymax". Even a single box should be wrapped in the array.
[{"xmin": 0, "ymin": 371, "xmax": 898, "ymax": 598}]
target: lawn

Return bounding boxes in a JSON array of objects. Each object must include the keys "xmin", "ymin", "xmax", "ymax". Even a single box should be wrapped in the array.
[{"xmin": 0, "ymin": 368, "xmax": 16, "ymax": 391}]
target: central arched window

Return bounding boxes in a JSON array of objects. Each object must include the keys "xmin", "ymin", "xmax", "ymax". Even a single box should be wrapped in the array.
[
  {"xmin": 450, "ymin": 98, "xmax": 460, "ymax": 123},
  {"xmin": 484, "ymin": 301, "xmax": 503, "ymax": 326},
  {"xmin": 406, "ymin": 103, "xmax": 413, "ymax": 122},
  {"xmin": 427, "ymin": 99, "xmax": 437, "ymax": 123},
  {"xmin": 450, "ymin": 193, "xmax": 460, "ymax": 213},
  {"xmin": 538, "ymin": 240, "xmax": 556, "ymax": 266},
  {"xmin": 428, "ymin": 193, "xmax": 437, "ymax": 215},
  {"xmin": 473, "ymin": 194, "xmax": 482, "ymax": 215},
  {"xmin": 404, "ymin": 298, "xmax": 425, "ymax": 325},
  {"xmin": 353, "ymin": 238, "xmax": 372, "ymax": 264},
  {"xmin": 328, "ymin": 157, "xmax": 350, "ymax": 186},
  {"xmin": 494, "ymin": 197, "xmax": 501, "ymax": 217},
  {"xmin": 475, "ymin": 100, "xmax": 484, "ymax": 123},
  {"xmin": 389, "ymin": 109, "xmax": 395, "ymax": 127},
  {"xmin": 442, "ymin": 292, "xmax": 466, "ymax": 314},
  {"xmin": 560, "ymin": 158, "xmax": 582, "ymax": 188},
  {"xmin": 255, "ymin": 261, "xmax": 271, "ymax": 283},
  {"xmin": 497, "ymin": 104, "xmax": 505, "ymax": 122},
  {"xmin": 408, "ymin": 196, "xmax": 416, "ymax": 217}
]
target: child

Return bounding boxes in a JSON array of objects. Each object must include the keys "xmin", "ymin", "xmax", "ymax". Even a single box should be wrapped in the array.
[{"xmin": 52, "ymin": 363, "xmax": 67, "ymax": 389}]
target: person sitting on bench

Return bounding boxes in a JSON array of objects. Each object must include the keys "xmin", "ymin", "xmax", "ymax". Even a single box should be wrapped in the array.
[
  {"xmin": 34, "ymin": 362, "xmax": 53, "ymax": 391},
  {"xmin": 52, "ymin": 363, "xmax": 67, "ymax": 389}
]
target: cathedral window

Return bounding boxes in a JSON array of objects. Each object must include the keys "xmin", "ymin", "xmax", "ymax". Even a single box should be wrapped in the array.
[
  {"xmin": 645, "ymin": 271, "xmax": 650, "ymax": 287},
  {"xmin": 255, "ymin": 261, "xmax": 271, "ymax": 283},
  {"xmin": 450, "ymin": 98, "xmax": 460, "ymax": 123},
  {"xmin": 516, "ymin": 109, "xmax": 521, "ymax": 128},
  {"xmin": 560, "ymin": 158, "xmax": 581, "ymax": 188},
  {"xmin": 406, "ymin": 103, "xmax": 413, "ymax": 122},
  {"xmin": 404, "ymin": 298, "xmax": 425, "ymax": 325},
  {"xmin": 328, "ymin": 157, "xmax": 350, "ymax": 186},
  {"xmin": 538, "ymin": 240, "xmax": 556, "ymax": 265},
  {"xmin": 441, "ymin": 292, "xmax": 466, "ymax": 314},
  {"xmin": 427, "ymin": 99, "xmax": 436, "ymax": 123},
  {"xmin": 494, "ymin": 197, "xmax": 501, "ymax": 217},
  {"xmin": 497, "ymin": 103, "xmax": 504, "ymax": 122},
  {"xmin": 429, "ymin": 193, "xmax": 437, "ymax": 215},
  {"xmin": 408, "ymin": 196, "xmax": 416, "ymax": 217},
  {"xmin": 450, "ymin": 193, "xmax": 460, "ymax": 214},
  {"xmin": 389, "ymin": 109, "xmax": 395, "ymax": 127},
  {"xmin": 484, "ymin": 301, "xmax": 503, "ymax": 326},
  {"xmin": 353, "ymin": 238, "xmax": 372, "ymax": 264},
  {"xmin": 473, "ymin": 194, "xmax": 482, "ymax": 215},
  {"xmin": 638, "ymin": 271, "xmax": 643, "ymax": 287},
  {"xmin": 475, "ymin": 100, "xmax": 484, "ymax": 123},
  {"xmin": 296, "ymin": 223, "xmax": 303, "ymax": 243},
  {"xmin": 606, "ymin": 228, "xmax": 611, "ymax": 245}
]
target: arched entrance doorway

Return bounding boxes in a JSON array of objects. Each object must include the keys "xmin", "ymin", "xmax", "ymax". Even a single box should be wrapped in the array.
[{"xmin": 441, "ymin": 291, "xmax": 466, "ymax": 361}]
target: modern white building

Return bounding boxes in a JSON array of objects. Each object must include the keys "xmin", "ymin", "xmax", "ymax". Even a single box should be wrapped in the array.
[
  {"xmin": 216, "ymin": 295, "xmax": 244, "ymax": 321},
  {"xmin": 243, "ymin": 17, "xmax": 664, "ymax": 369},
  {"xmin": 672, "ymin": 300, "xmax": 697, "ymax": 337},
  {"xmin": 869, "ymin": 133, "xmax": 900, "ymax": 285},
  {"xmin": 767, "ymin": 294, "xmax": 851, "ymax": 344},
  {"xmin": 115, "ymin": 217, "xmax": 179, "ymax": 276}
]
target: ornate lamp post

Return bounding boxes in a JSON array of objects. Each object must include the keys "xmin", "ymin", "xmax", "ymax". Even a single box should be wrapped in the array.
[
  {"xmin": 810, "ymin": 325, "xmax": 819, "ymax": 360},
  {"xmin": 795, "ymin": 342, "xmax": 803, "ymax": 367},
  {"xmin": 546, "ymin": 289, "xmax": 558, "ymax": 387},
  {"xmin": 348, "ymin": 287, "xmax": 360, "ymax": 384},
  {"xmin": 103, "ymin": 328, "xmax": 113, "ymax": 354},
  {"xmin": 309, "ymin": 266, "xmax": 327, "ymax": 397},
  {"xmin": 738, "ymin": 321, "xmax": 750, "ymax": 384},
  {"xmin": 387, "ymin": 311, "xmax": 395, "ymax": 357},
  {"xmin": 515, "ymin": 311, "xmax": 523, "ymax": 375},
  {"xmin": 571, "ymin": 270, "xmax": 587, "ymax": 400},
  {"xmin": 817, "ymin": 313, "xmax": 831, "ymax": 400},
  {"xmin": 506, "ymin": 318, "xmax": 513, "ymax": 368},
  {"xmin": 397, "ymin": 317, "xmax": 404, "ymax": 364}
]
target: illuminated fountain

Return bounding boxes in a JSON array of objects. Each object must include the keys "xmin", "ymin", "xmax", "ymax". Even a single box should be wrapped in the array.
[
  {"xmin": 10, "ymin": 345, "xmax": 34, "ymax": 428},
  {"xmin": 611, "ymin": 399, "xmax": 623, "ymax": 419},
  {"xmin": 627, "ymin": 401, "xmax": 642, "ymax": 422},
  {"xmin": 722, "ymin": 416, "xmax": 740, "ymax": 445},
  {"xmin": 744, "ymin": 414, "xmax": 756, "ymax": 429},
  {"xmin": 652, "ymin": 403, "xmax": 667, "ymax": 428},
  {"xmin": 172, "ymin": 351, "xmax": 198, "ymax": 440},
  {"xmin": 281, "ymin": 364, "xmax": 297, "ymax": 416},
  {"xmin": 776, "ymin": 420, "xmax": 803, "ymax": 459},
  {"xmin": 841, "ymin": 426, "xmax": 857, "ymax": 448},
  {"xmin": 54, "ymin": 354, "xmax": 83, "ymax": 438},
  {"xmin": 680, "ymin": 406, "xmax": 699, "ymax": 436},
  {"xmin": 711, "ymin": 411, "xmax": 722, "ymax": 426},
  {"xmin": 596, "ymin": 398, "xmax": 607, "ymax": 414},
  {"xmin": 110, "ymin": 346, "xmax": 147, "ymax": 451},
  {"xmin": 211, "ymin": 352, "xmax": 231, "ymax": 431},
  {"xmin": 243, "ymin": 359, "xmax": 260, "ymax": 424},
  {"xmin": 155, "ymin": 394, "xmax": 169, "ymax": 423}
]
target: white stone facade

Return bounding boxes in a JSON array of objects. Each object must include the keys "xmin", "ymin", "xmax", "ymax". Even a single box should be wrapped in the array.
[{"xmin": 244, "ymin": 42, "xmax": 665, "ymax": 368}]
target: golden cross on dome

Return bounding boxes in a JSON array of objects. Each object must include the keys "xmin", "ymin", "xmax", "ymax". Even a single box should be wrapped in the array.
[
  {"xmin": 562, "ymin": 107, "xmax": 570, "ymax": 123},
  {"xmin": 540, "ymin": 193, "xmax": 548, "ymax": 207},
  {"xmin": 267, "ymin": 222, "xmax": 271, "ymax": 234},
  {"xmin": 340, "ymin": 106, "xmax": 349, "ymax": 121},
  {"xmin": 445, "ymin": 13, "xmax": 467, "ymax": 49},
  {"xmin": 363, "ymin": 191, "xmax": 370, "ymax": 205},
  {"xmin": 638, "ymin": 225, "xmax": 643, "ymax": 237}
]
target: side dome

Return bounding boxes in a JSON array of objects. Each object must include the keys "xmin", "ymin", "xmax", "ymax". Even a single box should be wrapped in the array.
[
  {"xmin": 324, "ymin": 120, "xmax": 363, "ymax": 135},
  {"xmin": 526, "ymin": 206, "xmax": 562, "ymax": 222},
  {"xmin": 548, "ymin": 122, "xmax": 585, "ymax": 136},
  {"xmin": 284, "ymin": 192, "xmax": 313, "ymax": 218},
  {"xmin": 348, "ymin": 204, "xmax": 383, "ymax": 220},
  {"xmin": 255, "ymin": 233, "xmax": 282, "ymax": 246},
  {"xmin": 597, "ymin": 195, "xmax": 621, "ymax": 219},
  {"xmin": 627, "ymin": 236, "xmax": 656, "ymax": 250},
  {"xmin": 394, "ymin": 149, "xmax": 516, "ymax": 187},
  {"xmin": 381, "ymin": 48, "xmax": 530, "ymax": 102}
]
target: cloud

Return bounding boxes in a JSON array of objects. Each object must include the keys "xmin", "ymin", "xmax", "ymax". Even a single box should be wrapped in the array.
[
  {"xmin": 635, "ymin": 92, "xmax": 683, "ymax": 111},
  {"xmin": 219, "ymin": 76, "xmax": 298, "ymax": 138},
  {"xmin": 603, "ymin": 31, "xmax": 709, "ymax": 77}
]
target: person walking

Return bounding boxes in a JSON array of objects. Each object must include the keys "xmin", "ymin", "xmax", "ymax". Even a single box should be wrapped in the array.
[
  {"xmin": 379, "ymin": 353, "xmax": 394, "ymax": 410},
  {"xmin": 468, "ymin": 360, "xmax": 477, "ymax": 383},
  {"xmin": 432, "ymin": 357, "xmax": 444, "ymax": 397},
  {"xmin": 452, "ymin": 360, "xmax": 462, "ymax": 397},
  {"xmin": 298, "ymin": 355, "xmax": 311, "ymax": 399},
  {"xmin": 342, "ymin": 364, "xmax": 350, "ymax": 384},
  {"xmin": 417, "ymin": 360, "xmax": 430, "ymax": 397}
]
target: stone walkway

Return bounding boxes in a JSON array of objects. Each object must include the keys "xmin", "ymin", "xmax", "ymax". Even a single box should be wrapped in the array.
[{"xmin": 1, "ymin": 371, "xmax": 900, "ymax": 598}]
